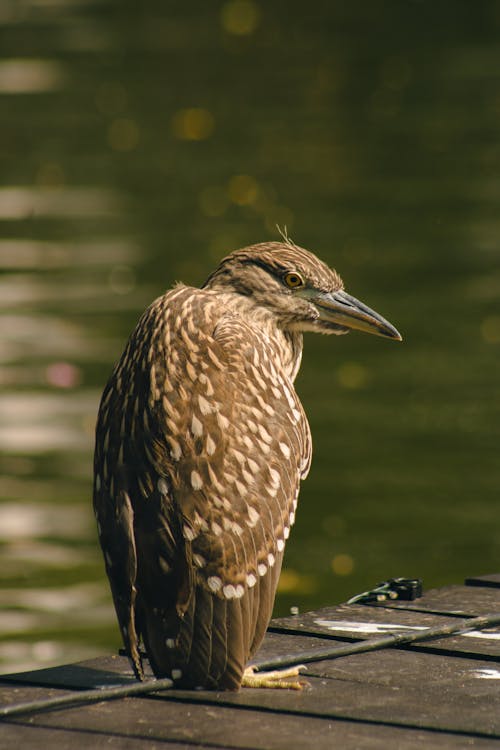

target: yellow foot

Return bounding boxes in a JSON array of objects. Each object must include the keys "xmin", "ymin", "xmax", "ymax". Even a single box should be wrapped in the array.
[{"xmin": 242, "ymin": 664, "xmax": 308, "ymax": 690}]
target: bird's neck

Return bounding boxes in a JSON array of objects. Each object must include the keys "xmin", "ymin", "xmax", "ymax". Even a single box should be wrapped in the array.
[
  {"xmin": 214, "ymin": 291, "xmax": 304, "ymax": 383},
  {"xmin": 279, "ymin": 328, "xmax": 303, "ymax": 382}
]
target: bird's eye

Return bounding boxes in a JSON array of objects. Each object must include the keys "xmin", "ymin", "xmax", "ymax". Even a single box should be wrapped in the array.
[{"xmin": 284, "ymin": 272, "xmax": 304, "ymax": 289}]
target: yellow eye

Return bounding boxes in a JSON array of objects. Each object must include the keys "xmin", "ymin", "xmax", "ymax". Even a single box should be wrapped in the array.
[{"xmin": 284, "ymin": 272, "xmax": 304, "ymax": 289}]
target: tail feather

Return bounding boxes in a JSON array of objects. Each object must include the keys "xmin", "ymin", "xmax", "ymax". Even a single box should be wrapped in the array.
[
  {"xmin": 248, "ymin": 554, "xmax": 283, "ymax": 660},
  {"xmin": 222, "ymin": 597, "xmax": 246, "ymax": 689},
  {"xmin": 207, "ymin": 594, "xmax": 228, "ymax": 684},
  {"xmin": 186, "ymin": 586, "xmax": 213, "ymax": 684},
  {"xmin": 137, "ymin": 561, "xmax": 283, "ymax": 689}
]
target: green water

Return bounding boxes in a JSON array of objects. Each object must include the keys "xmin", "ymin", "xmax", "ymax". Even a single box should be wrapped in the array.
[{"xmin": 1, "ymin": 0, "xmax": 499, "ymax": 674}]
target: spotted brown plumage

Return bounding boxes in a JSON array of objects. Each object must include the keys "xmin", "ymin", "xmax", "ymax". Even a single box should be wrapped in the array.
[{"xmin": 93, "ymin": 240, "xmax": 401, "ymax": 690}]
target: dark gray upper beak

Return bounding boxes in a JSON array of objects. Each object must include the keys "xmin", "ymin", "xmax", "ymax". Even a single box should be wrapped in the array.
[{"xmin": 314, "ymin": 289, "xmax": 402, "ymax": 341}]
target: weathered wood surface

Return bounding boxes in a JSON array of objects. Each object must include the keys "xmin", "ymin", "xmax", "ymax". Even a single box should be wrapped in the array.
[
  {"xmin": 466, "ymin": 574, "xmax": 500, "ymax": 589},
  {"xmin": 1, "ymin": 575, "xmax": 500, "ymax": 749},
  {"xmin": 270, "ymin": 603, "xmax": 500, "ymax": 660}
]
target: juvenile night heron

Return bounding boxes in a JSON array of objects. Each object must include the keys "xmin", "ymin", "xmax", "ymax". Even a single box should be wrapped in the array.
[{"xmin": 93, "ymin": 240, "xmax": 401, "ymax": 690}]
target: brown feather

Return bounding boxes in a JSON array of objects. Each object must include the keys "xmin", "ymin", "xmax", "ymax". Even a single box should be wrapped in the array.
[{"xmin": 93, "ymin": 242, "xmax": 336, "ymax": 689}]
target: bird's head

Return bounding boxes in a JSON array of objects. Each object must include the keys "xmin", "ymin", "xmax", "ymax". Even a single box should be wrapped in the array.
[{"xmin": 203, "ymin": 241, "xmax": 402, "ymax": 341}]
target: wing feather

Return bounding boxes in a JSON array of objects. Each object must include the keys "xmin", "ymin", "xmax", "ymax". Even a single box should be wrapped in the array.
[{"xmin": 93, "ymin": 284, "xmax": 311, "ymax": 688}]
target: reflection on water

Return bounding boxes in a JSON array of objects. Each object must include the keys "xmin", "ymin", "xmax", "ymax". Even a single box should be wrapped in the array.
[
  {"xmin": 0, "ymin": 187, "xmax": 121, "ymax": 219},
  {"xmin": 0, "ymin": 59, "xmax": 65, "ymax": 93},
  {"xmin": 1, "ymin": 1, "xmax": 500, "ymax": 674},
  {"xmin": 0, "ymin": 392, "xmax": 95, "ymax": 451}
]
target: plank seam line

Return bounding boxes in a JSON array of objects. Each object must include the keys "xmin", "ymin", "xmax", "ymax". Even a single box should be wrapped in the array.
[
  {"xmin": 367, "ymin": 605, "xmax": 494, "ymax": 618},
  {"xmin": 146, "ymin": 693, "xmax": 500, "ymax": 742},
  {"xmin": 3, "ymin": 718, "xmax": 243, "ymax": 750},
  {"xmin": 267, "ymin": 625, "xmax": 357, "ymax": 642}
]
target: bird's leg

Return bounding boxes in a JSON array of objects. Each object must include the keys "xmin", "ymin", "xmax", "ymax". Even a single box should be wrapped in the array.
[{"xmin": 242, "ymin": 664, "xmax": 308, "ymax": 690}]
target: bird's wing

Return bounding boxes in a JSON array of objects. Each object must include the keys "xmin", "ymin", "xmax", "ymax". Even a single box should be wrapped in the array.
[
  {"xmin": 150, "ymin": 288, "xmax": 311, "ymax": 597},
  {"xmin": 93, "ymin": 285, "xmax": 311, "ymax": 685}
]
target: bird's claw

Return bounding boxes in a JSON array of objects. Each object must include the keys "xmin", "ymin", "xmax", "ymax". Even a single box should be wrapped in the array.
[{"xmin": 242, "ymin": 664, "xmax": 309, "ymax": 690}]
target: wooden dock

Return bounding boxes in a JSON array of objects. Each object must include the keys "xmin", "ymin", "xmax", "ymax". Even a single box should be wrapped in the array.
[{"xmin": 1, "ymin": 574, "xmax": 499, "ymax": 748}]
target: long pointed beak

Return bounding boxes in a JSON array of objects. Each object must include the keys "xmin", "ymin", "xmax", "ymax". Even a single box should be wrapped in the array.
[{"xmin": 314, "ymin": 289, "xmax": 402, "ymax": 341}]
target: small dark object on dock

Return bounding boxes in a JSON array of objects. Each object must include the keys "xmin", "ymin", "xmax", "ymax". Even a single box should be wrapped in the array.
[{"xmin": 347, "ymin": 577, "xmax": 423, "ymax": 605}]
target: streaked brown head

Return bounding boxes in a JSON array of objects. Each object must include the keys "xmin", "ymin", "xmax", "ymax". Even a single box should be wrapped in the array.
[{"xmin": 204, "ymin": 241, "xmax": 402, "ymax": 341}]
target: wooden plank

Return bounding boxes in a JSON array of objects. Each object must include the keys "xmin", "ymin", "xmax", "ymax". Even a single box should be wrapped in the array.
[
  {"xmin": 251, "ymin": 631, "xmax": 354, "ymax": 667},
  {"xmin": 5, "ymin": 621, "xmax": 498, "ymax": 700},
  {"xmin": 1, "ymin": 681, "xmax": 498, "ymax": 749},
  {"xmin": 466, "ymin": 574, "xmax": 500, "ymax": 589},
  {"xmin": 193, "ymin": 653, "xmax": 500, "ymax": 737},
  {"xmin": 1, "ymin": 654, "xmax": 148, "ymax": 690},
  {"xmin": 269, "ymin": 603, "xmax": 500, "ymax": 659},
  {"xmin": 0, "ymin": 684, "xmax": 65, "ymax": 711},
  {"xmin": 3, "ymin": 645, "xmax": 499, "ymax": 739},
  {"xmin": 1, "ymin": 636, "xmax": 344, "ymax": 690},
  {"xmin": 271, "ymin": 603, "xmax": 456, "ymax": 636},
  {"xmin": 2, "ymin": 583, "xmax": 500, "ymax": 748},
  {"xmin": 368, "ymin": 584, "xmax": 500, "ymax": 617},
  {"xmin": 0, "ymin": 719, "xmax": 208, "ymax": 749},
  {"xmin": 0, "ymin": 716, "xmax": 222, "ymax": 750}
]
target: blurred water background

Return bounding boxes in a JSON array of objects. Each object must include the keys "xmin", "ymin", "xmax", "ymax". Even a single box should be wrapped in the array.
[{"xmin": 1, "ymin": 0, "xmax": 499, "ymax": 675}]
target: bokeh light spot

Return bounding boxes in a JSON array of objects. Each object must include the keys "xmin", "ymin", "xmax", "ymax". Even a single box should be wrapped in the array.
[
  {"xmin": 228, "ymin": 174, "xmax": 259, "ymax": 205},
  {"xmin": 108, "ymin": 118, "xmax": 140, "ymax": 152},
  {"xmin": 337, "ymin": 361, "xmax": 368, "ymax": 389},
  {"xmin": 45, "ymin": 362, "xmax": 81, "ymax": 389},
  {"xmin": 36, "ymin": 162, "xmax": 65, "ymax": 188},
  {"xmin": 480, "ymin": 315, "xmax": 500, "ymax": 343},
  {"xmin": 331, "ymin": 553, "xmax": 354, "ymax": 576},
  {"xmin": 277, "ymin": 568, "xmax": 317, "ymax": 594},
  {"xmin": 171, "ymin": 108, "xmax": 215, "ymax": 141},
  {"xmin": 221, "ymin": 0, "xmax": 260, "ymax": 35},
  {"xmin": 32, "ymin": 640, "xmax": 61, "ymax": 663},
  {"xmin": 199, "ymin": 185, "xmax": 228, "ymax": 217}
]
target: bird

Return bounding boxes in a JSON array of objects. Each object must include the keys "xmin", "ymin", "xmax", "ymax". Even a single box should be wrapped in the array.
[{"xmin": 93, "ymin": 240, "xmax": 401, "ymax": 691}]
